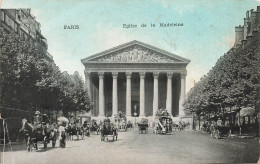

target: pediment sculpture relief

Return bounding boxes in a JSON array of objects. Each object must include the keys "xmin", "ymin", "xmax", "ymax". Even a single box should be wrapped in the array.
[{"xmin": 91, "ymin": 45, "xmax": 181, "ymax": 62}]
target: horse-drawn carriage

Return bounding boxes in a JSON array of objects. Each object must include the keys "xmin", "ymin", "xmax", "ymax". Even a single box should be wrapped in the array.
[
  {"xmin": 138, "ymin": 118, "xmax": 149, "ymax": 134},
  {"xmin": 20, "ymin": 118, "xmax": 58, "ymax": 151},
  {"xmin": 211, "ymin": 125, "xmax": 231, "ymax": 139},
  {"xmin": 100, "ymin": 118, "xmax": 118, "ymax": 141},
  {"xmin": 114, "ymin": 111, "xmax": 127, "ymax": 132},
  {"xmin": 66, "ymin": 122, "xmax": 84, "ymax": 140},
  {"xmin": 153, "ymin": 109, "xmax": 173, "ymax": 134}
]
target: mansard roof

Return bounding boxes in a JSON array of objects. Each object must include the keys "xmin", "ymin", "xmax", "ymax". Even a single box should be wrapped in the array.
[{"xmin": 81, "ymin": 40, "xmax": 190, "ymax": 65}]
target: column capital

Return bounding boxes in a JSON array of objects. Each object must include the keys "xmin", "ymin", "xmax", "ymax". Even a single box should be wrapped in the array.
[
  {"xmin": 167, "ymin": 72, "xmax": 173, "ymax": 79},
  {"xmin": 180, "ymin": 70, "xmax": 187, "ymax": 77},
  {"xmin": 112, "ymin": 72, "xmax": 118, "ymax": 79},
  {"xmin": 153, "ymin": 72, "xmax": 160, "ymax": 79},
  {"xmin": 98, "ymin": 72, "xmax": 104, "ymax": 79},
  {"xmin": 84, "ymin": 70, "xmax": 91, "ymax": 77},
  {"xmin": 126, "ymin": 72, "xmax": 132, "ymax": 79},
  {"xmin": 139, "ymin": 72, "xmax": 146, "ymax": 79}
]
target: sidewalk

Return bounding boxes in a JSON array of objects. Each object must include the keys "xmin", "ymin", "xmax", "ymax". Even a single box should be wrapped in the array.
[{"xmin": 197, "ymin": 129, "xmax": 258, "ymax": 139}]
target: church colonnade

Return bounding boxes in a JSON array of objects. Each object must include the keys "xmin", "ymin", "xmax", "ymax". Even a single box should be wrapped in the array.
[{"xmin": 84, "ymin": 71, "xmax": 186, "ymax": 118}]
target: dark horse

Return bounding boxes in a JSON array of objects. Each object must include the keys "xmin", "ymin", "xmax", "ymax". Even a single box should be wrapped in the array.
[
  {"xmin": 90, "ymin": 121, "xmax": 100, "ymax": 135},
  {"xmin": 20, "ymin": 118, "xmax": 57, "ymax": 151}
]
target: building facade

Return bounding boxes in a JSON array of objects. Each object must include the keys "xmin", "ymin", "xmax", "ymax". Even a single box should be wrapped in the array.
[
  {"xmin": 0, "ymin": 9, "xmax": 53, "ymax": 61},
  {"xmin": 234, "ymin": 6, "xmax": 260, "ymax": 47},
  {"xmin": 81, "ymin": 40, "xmax": 190, "ymax": 121}
]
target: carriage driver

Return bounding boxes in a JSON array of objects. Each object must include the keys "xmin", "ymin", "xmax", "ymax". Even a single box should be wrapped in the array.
[{"xmin": 33, "ymin": 111, "xmax": 42, "ymax": 126}]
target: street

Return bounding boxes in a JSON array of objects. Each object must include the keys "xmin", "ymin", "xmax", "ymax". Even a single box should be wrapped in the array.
[{"xmin": 1, "ymin": 128, "xmax": 259, "ymax": 164}]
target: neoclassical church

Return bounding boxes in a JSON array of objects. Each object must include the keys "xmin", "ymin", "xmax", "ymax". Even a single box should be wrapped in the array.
[{"xmin": 81, "ymin": 40, "xmax": 190, "ymax": 121}]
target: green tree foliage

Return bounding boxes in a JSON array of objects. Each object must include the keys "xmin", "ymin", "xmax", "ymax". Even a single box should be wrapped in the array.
[
  {"xmin": 184, "ymin": 36, "xmax": 260, "ymax": 115},
  {"xmin": 0, "ymin": 28, "xmax": 92, "ymax": 117}
]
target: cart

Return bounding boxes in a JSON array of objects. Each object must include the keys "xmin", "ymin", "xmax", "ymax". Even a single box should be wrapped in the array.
[
  {"xmin": 153, "ymin": 109, "xmax": 173, "ymax": 134},
  {"xmin": 214, "ymin": 125, "xmax": 231, "ymax": 139},
  {"xmin": 100, "ymin": 118, "xmax": 118, "ymax": 141},
  {"xmin": 138, "ymin": 118, "xmax": 148, "ymax": 134}
]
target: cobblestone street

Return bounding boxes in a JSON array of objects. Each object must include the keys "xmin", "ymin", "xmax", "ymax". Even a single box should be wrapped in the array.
[{"xmin": 1, "ymin": 128, "xmax": 259, "ymax": 164}]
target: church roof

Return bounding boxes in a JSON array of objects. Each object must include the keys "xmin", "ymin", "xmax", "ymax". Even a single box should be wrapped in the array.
[{"xmin": 81, "ymin": 40, "xmax": 190, "ymax": 64}]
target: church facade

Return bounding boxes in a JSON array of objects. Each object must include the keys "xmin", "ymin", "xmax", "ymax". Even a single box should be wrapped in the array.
[{"xmin": 81, "ymin": 40, "xmax": 190, "ymax": 121}]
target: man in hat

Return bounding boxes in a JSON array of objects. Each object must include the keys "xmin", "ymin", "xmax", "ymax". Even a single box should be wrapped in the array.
[{"xmin": 33, "ymin": 111, "xmax": 42, "ymax": 126}]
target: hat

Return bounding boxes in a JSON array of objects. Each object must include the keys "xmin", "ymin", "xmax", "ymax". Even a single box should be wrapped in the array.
[{"xmin": 35, "ymin": 111, "xmax": 40, "ymax": 115}]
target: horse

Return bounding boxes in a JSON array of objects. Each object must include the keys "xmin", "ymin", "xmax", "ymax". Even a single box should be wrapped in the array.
[
  {"xmin": 82, "ymin": 122, "xmax": 90, "ymax": 137},
  {"xmin": 90, "ymin": 121, "xmax": 100, "ymax": 135},
  {"xmin": 66, "ymin": 124, "xmax": 80, "ymax": 140},
  {"xmin": 20, "ymin": 118, "xmax": 57, "ymax": 151}
]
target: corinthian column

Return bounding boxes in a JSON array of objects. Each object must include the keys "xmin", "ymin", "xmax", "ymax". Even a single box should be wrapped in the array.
[
  {"xmin": 166, "ymin": 72, "xmax": 173, "ymax": 116},
  {"xmin": 179, "ymin": 71, "xmax": 187, "ymax": 116},
  {"xmin": 139, "ymin": 72, "xmax": 146, "ymax": 117},
  {"xmin": 112, "ymin": 72, "xmax": 118, "ymax": 117},
  {"xmin": 126, "ymin": 72, "xmax": 132, "ymax": 117},
  {"xmin": 84, "ymin": 70, "xmax": 91, "ymax": 99},
  {"xmin": 98, "ymin": 72, "xmax": 105, "ymax": 116},
  {"xmin": 153, "ymin": 72, "xmax": 159, "ymax": 117}
]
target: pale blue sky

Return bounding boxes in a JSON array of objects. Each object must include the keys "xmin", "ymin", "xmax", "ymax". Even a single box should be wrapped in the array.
[{"xmin": 2, "ymin": 0, "xmax": 260, "ymax": 92}]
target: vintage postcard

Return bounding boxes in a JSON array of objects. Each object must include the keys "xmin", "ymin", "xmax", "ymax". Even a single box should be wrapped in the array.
[{"xmin": 0, "ymin": 0, "xmax": 259, "ymax": 164}]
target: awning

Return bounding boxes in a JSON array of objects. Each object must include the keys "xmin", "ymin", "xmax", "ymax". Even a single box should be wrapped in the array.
[{"xmin": 240, "ymin": 107, "xmax": 255, "ymax": 117}]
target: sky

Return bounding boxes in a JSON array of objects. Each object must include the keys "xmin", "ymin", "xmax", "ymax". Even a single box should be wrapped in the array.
[{"xmin": 1, "ymin": 0, "xmax": 260, "ymax": 93}]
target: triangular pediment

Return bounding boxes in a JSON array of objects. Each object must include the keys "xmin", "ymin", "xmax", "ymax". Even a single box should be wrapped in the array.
[{"xmin": 81, "ymin": 40, "xmax": 190, "ymax": 64}]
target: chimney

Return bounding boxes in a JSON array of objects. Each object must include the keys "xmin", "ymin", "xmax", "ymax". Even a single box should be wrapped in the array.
[
  {"xmin": 246, "ymin": 11, "xmax": 249, "ymax": 18},
  {"xmin": 235, "ymin": 25, "xmax": 244, "ymax": 46},
  {"xmin": 257, "ymin": 6, "xmax": 260, "ymax": 12}
]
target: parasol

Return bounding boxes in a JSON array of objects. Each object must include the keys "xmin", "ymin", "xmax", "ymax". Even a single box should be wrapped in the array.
[
  {"xmin": 57, "ymin": 116, "xmax": 69, "ymax": 122},
  {"xmin": 240, "ymin": 107, "xmax": 255, "ymax": 117}
]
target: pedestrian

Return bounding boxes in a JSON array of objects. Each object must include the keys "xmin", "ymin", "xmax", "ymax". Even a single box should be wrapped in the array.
[
  {"xmin": 59, "ymin": 122, "xmax": 66, "ymax": 148},
  {"xmin": 210, "ymin": 122, "xmax": 215, "ymax": 138}
]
